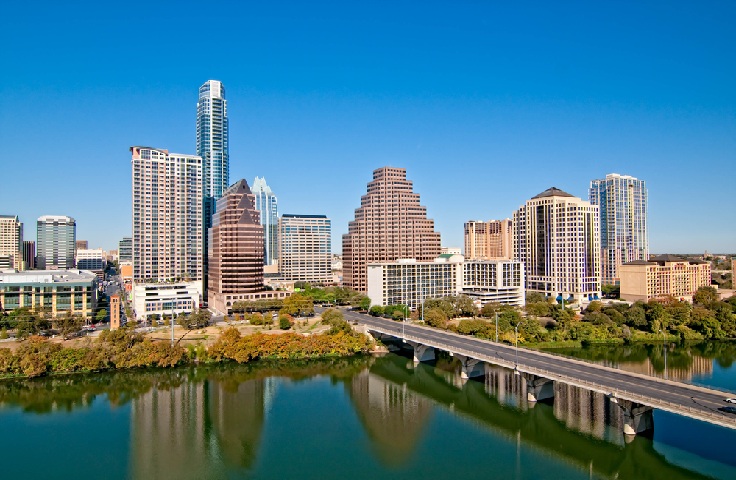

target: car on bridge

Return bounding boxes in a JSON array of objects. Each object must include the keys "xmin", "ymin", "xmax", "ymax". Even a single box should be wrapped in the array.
[
  {"xmin": 718, "ymin": 406, "xmax": 736, "ymax": 414},
  {"xmin": 724, "ymin": 398, "xmax": 736, "ymax": 404}
]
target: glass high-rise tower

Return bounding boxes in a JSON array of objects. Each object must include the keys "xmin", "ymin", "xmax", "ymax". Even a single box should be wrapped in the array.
[
  {"xmin": 252, "ymin": 176, "xmax": 278, "ymax": 266},
  {"xmin": 589, "ymin": 174, "xmax": 648, "ymax": 285},
  {"xmin": 37, "ymin": 215, "xmax": 76, "ymax": 270},
  {"xmin": 197, "ymin": 80, "xmax": 229, "ymax": 294}
]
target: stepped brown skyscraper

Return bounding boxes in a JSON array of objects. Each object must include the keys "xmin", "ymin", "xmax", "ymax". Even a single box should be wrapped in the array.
[
  {"xmin": 208, "ymin": 179, "xmax": 265, "ymax": 313},
  {"xmin": 342, "ymin": 167, "xmax": 441, "ymax": 292}
]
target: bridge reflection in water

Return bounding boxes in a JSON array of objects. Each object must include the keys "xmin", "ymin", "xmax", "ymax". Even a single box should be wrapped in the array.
[{"xmin": 361, "ymin": 350, "xmax": 724, "ymax": 479}]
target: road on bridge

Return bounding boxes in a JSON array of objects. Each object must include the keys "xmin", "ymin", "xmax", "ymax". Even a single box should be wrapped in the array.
[{"xmin": 342, "ymin": 309, "xmax": 736, "ymax": 430}]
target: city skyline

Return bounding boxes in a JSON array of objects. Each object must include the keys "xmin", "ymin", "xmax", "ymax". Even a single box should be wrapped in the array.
[{"xmin": 1, "ymin": 2, "xmax": 734, "ymax": 253}]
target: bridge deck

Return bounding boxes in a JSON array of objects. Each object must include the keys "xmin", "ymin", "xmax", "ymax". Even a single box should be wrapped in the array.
[{"xmin": 344, "ymin": 310, "xmax": 736, "ymax": 431}]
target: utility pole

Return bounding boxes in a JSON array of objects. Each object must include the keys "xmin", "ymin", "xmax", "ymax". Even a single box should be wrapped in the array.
[{"xmin": 495, "ymin": 312, "xmax": 498, "ymax": 343}]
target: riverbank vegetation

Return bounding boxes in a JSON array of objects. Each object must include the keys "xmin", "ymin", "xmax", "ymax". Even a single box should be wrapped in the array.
[
  {"xmin": 0, "ymin": 309, "xmax": 372, "ymax": 379},
  {"xmin": 416, "ymin": 286, "xmax": 736, "ymax": 346}
]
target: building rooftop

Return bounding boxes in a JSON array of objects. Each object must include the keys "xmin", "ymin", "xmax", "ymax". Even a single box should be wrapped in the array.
[
  {"xmin": 0, "ymin": 270, "xmax": 97, "ymax": 284},
  {"xmin": 282, "ymin": 214, "xmax": 328, "ymax": 219},
  {"xmin": 532, "ymin": 187, "xmax": 575, "ymax": 199}
]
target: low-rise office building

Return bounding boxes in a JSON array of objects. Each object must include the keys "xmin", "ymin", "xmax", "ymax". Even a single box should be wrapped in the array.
[
  {"xmin": 132, "ymin": 282, "xmax": 201, "ymax": 321},
  {"xmin": 367, "ymin": 254, "xmax": 525, "ymax": 310},
  {"xmin": 619, "ymin": 255, "xmax": 711, "ymax": 303},
  {"xmin": 0, "ymin": 269, "xmax": 98, "ymax": 317}
]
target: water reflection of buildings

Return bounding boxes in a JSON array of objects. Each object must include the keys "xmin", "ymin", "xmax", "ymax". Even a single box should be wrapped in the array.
[
  {"xmin": 485, "ymin": 365, "xmax": 622, "ymax": 444},
  {"xmin": 129, "ymin": 376, "xmax": 269, "ymax": 479},
  {"xmin": 601, "ymin": 355, "xmax": 713, "ymax": 382},
  {"xmin": 347, "ymin": 369, "xmax": 432, "ymax": 466}
]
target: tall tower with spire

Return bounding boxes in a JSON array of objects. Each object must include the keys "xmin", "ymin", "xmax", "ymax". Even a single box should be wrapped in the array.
[{"xmin": 197, "ymin": 80, "xmax": 229, "ymax": 295}]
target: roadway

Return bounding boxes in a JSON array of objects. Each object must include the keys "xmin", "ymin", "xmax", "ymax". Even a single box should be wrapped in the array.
[{"xmin": 341, "ymin": 309, "xmax": 736, "ymax": 431}]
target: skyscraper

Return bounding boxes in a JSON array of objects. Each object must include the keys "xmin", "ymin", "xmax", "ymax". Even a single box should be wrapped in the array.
[
  {"xmin": 279, "ymin": 214, "xmax": 331, "ymax": 284},
  {"xmin": 130, "ymin": 146, "xmax": 203, "ymax": 285},
  {"xmin": 513, "ymin": 187, "xmax": 601, "ymax": 304},
  {"xmin": 208, "ymin": 179, "xmax": 268, "ymax": 313},
  {"xmin": 197, "ymin": 80, "xmax": 229, "ymax": 295},
  {"xmin": 343, "ymin": 167, "xmax": 441, "ymax": 292},
  {"xmin": 36, "ymin": 215, "xmax": 75, "ymax": 270},
  {"xmin": 589, "ymin": 173, "xmax": 648, "ymax": 285},
  {"xmin": 0, "ymin": 215, "xmax": 23, "ymax": 269},
  {"xmin": 197, "ymin": 80, "xmax": 229, "ymax": 201},
  {"xmin": 464, "ymin": 219, "xmax": 513, "ymax": 260},
  {"xmin": 252, "ymin": 176, "xmax": 279, "ymax": 266}
]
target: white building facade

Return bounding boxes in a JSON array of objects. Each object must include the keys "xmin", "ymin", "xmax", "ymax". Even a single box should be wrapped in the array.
[
  {"xmin": 514, "ymin": 187, "xmax": 601, "ymax": 305},
  {"xmin": 132, "ymin": 282, "xmax": 201, "ymax": 321},
  {"xmin": 367, "ymin": 254, "xmax": 525, "ymax": 309}
]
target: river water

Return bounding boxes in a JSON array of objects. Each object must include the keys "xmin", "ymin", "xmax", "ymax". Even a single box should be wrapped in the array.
[{"xmin": 0, "ymin": 341, "xmax": 735, "ymax": 479}]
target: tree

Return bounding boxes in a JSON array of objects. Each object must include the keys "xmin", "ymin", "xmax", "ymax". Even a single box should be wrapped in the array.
[
  {"xmin": 279, "ymin": 315, "xmax": 292, "ymax": 330},
  {"xmin": 453, "ymin": 295, "xmax": 477, "ymax": 317},
  {"xmin": 96, "ymin": 308, "xmax": 108, "ymax": 324},
  {"xmin": 525, "ymin": 292, "xmax": 547, "ymax": 304},
  {"xmin": 601, "ymin": 284, "xmax": 620, "ymax": 299},
  {"xmin": 625, "ymin": 303, "xmax": 647, "ymax": 328},
  {"xmin": 369, "ymin": 306, "xmax": 384, "ymax": 317},
  {"xmin": 358, "ymin": 296, "xmax": 371, "ymax": 311},
  {"xmin": 57, "ymin": 312, "xmax": 84, "ymax": 339},
  {"xmin": 321, "ymin": 308, "xmax": 344, "ymax": 325},
  {"xmin": 424, "ymin": 308, "xmax": 448, "ymax": 329},
  {"xmin": 281, "ymin": 293, "xmax": 314, "ymax": 317},
  {"xmin": 694, "ymin": 286, "xmax": 719, "ymax": 306},
  {"xmin": 480, "ymin": 302, "xmax": 502, "ymax": 318}
]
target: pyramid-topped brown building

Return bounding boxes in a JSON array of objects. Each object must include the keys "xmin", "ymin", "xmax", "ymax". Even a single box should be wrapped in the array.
[
  {"xmin": 208, "ymin": 179, "xmax": 268, "ymax": 313},
  {"xmin": 342, "ymin": 167, "xmax": 441, "ymax": 292}
]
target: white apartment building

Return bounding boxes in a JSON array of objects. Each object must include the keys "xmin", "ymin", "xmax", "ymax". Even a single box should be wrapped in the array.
[
  {"xmin": 461, "ymin": 260, "xmax": 525, "ymax": 307},
  {"xmin": 278, "ymin": 214, "xmax": 332, "ymax": 284},
  {"xmin": 130, "ymin": 146, "xmax": 203, "ymax": 292},
  {"xmin": 367, "ymin": 254, "xmax": 525, "ymax": 309},
  {"xmin": 514, "ymin": 187, "xmax": 601, "ymax": 304}
]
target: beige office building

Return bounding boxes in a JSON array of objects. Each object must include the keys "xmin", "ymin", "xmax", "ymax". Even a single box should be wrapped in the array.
[
  {"xmin": 279, "ymin": 214, "xmax": 332, "ymax": 284},
  {"xmin": 0, "ymin": 215, "xmax": 23, "ymax": 270},
  {"xmin": 464, "ymin": 219, "xmax": 513, "ymax": 260},
  {"xmin": 130, "ymin": 146, "xmax": 203, "ymax": 287},
  {"xmin": 514, "ymin": 187, "xmax": 601, "ymax": 304},
  {"xmin": 620, "ymin": 255, "xmax": 711, "ymax": 303},
  {"xmin": 343, "ymin": 167, "xmax": 441, "ymax": 292}
]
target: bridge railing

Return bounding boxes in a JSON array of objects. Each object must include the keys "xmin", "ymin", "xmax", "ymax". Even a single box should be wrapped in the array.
[{"xmin": 369, "ymin": 325, "xmax": 736, "ymax": 427}]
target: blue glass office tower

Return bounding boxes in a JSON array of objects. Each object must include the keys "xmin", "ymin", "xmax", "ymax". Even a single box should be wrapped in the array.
[
  {"xmin": 37, "ymin": 215, "xmax": 76, "ymax": 270},
  {"xmin": 252, "ymin": 177, "xmax": 279, "ymax": 266},
  {"xmin": 589, "ymin": 174, "xmax": 648, "ymax": 285},
  {"xmin": 197, "ymin": 80, "xmax": 229, "ymax": 294}
]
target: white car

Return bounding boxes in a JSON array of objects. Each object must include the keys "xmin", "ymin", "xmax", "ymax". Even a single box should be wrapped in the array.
[{"xmin": 724, "ymin": 398, "xmax": 736, "ymax": 404}]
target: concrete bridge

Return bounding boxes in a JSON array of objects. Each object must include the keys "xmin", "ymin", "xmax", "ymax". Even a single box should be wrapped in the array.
[{"xmin": 343, "ymin": 309, "xmax": 736, "ymax": 437}]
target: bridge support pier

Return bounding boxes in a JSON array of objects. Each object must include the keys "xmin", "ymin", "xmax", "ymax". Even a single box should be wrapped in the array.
[
  {"xmin": 614, "ymin": 398, "xmax": 654, "ymax": 438},
  {"xmin": 455, "ymin": 354, "xmax": 485, "ymax": 381},
  {"xmin": 522, "ymin": 374, "xmax": 554, "ymax": 403},
  {"xmin": 406, "ymin": 341, "xmax": 435, "ymax": 363}
]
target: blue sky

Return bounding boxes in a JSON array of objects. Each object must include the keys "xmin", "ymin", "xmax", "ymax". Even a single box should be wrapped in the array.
[{"xmin": 1, "ymin": 1, "xmax": 734, "ymax": 254}]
